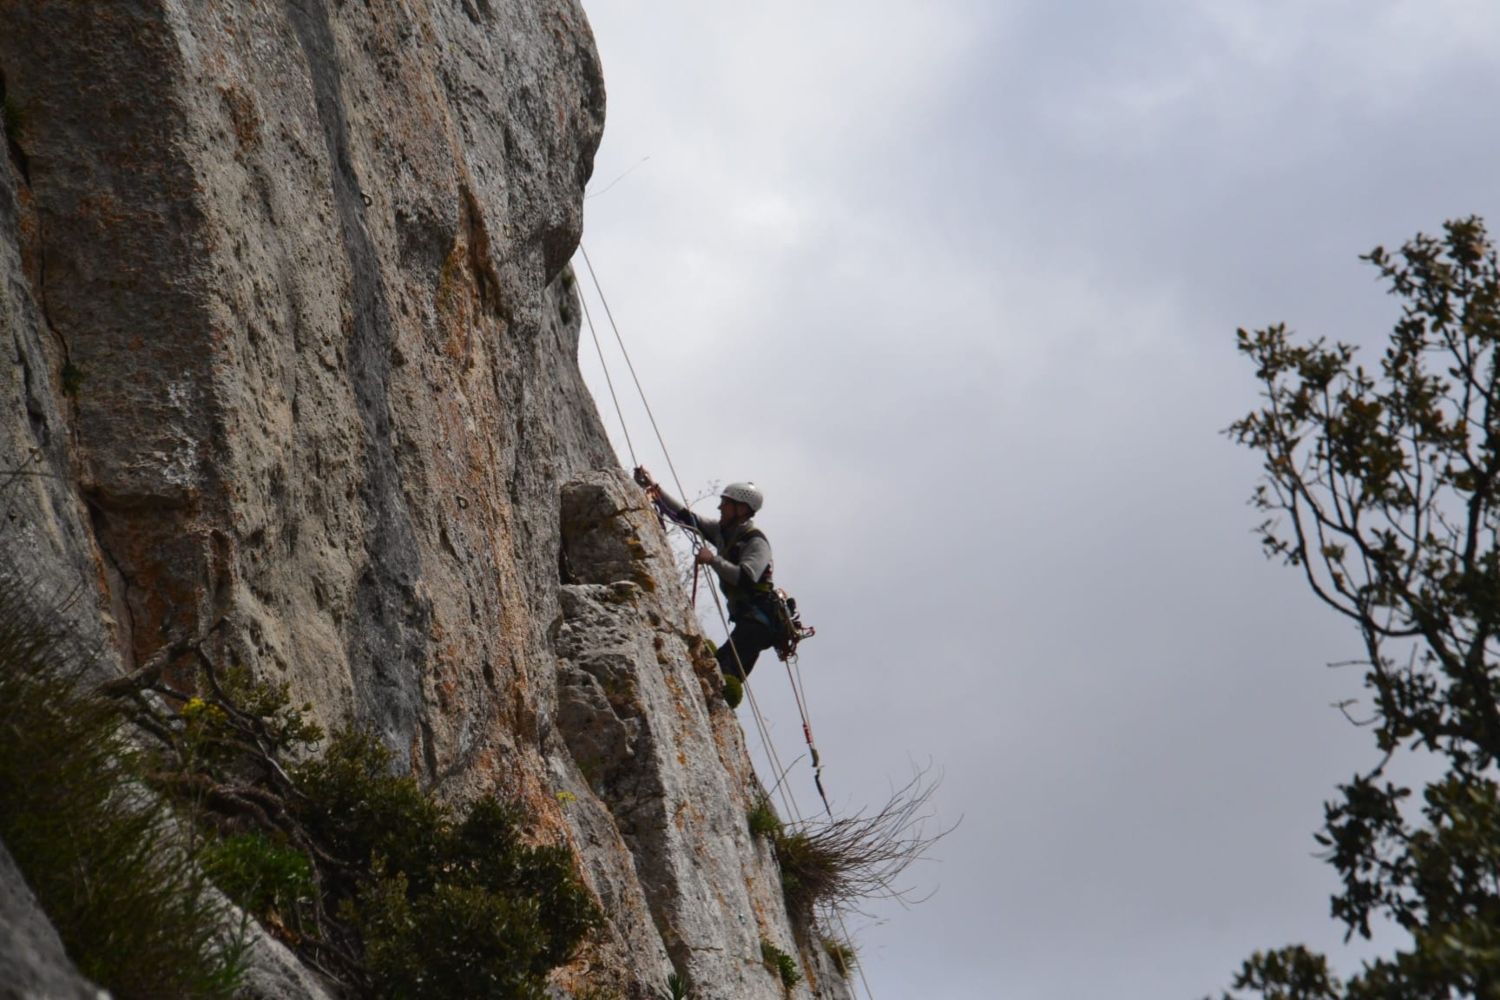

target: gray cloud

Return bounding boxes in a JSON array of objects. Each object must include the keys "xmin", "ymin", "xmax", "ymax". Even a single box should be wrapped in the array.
[{"xmin": 574, "ymin": 1, "xmax": 1500, "ymax": 995}]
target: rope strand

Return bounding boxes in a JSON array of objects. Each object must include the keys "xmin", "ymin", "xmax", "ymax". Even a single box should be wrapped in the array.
[
  {"xmin": 579, "ymin": 245, "xmax": 688, "ymax": 504},
  {"xmin": 785, "ymin": 652, "xmax": 833, "ymax": 817},
  {"xmin": 578, "ymin": 287, "xmax": 638, "ymax": 467}
]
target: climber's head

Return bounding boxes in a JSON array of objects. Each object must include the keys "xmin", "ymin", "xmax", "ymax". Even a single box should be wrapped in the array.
[{"xmin": 718, "ymin": 481, "xmax": 763, "ymax": 524}]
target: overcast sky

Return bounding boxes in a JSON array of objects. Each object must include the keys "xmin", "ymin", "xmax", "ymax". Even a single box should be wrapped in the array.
[{"xmin": 568, "ymin": 3, "xmax": 1500, "ymax": 997}]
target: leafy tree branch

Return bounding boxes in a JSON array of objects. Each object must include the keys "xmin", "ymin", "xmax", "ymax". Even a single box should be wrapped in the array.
[{"xmin": 1222, "ymin": 217, "xmax": 1500, "ymax": 998}]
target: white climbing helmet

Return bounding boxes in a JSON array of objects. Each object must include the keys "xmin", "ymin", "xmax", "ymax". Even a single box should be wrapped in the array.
[{"xmin": 720, "ymin": 481, "xmax": 764, "ymax": 513}]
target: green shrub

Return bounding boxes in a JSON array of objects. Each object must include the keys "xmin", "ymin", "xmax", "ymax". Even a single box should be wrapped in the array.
[
  {"xmin": 654, "ymin": 971, "xmax": 690, "ymax": 999},
  {"xmin": 198, "ymin": 831, "xmax": 314, "ymax": 923},
  {"xmin": 760, "ymin": 939, "xmax": 801, "ymax": 991},
  {"xmin": 164, "ymin": 664, "xmax": 322, "ymax": 776},
  {"xmin": 0, "ymin": 583, "xmax": 244, "ymax": 997},
  {"xmin": 292, "ymin": 726, "xmax": 447, "ymax": 893},
  {"xmin": 291, "ymin": 730, "xmax": 601, "ymax": 998},
  {"xmin": 354, "ymin": 870, "xmax": 559, "ymax": 1000},
  {"xmin": 125, "ymin": 657, "xmax": 601, "ymax": 997},
  {"xmin": 747, "ymin": 797, "xmax": 782, "ymax": 840}
]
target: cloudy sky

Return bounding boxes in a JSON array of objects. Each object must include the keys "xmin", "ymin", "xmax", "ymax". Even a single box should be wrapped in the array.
[{"xmin": 569, "ymin": 3, "xmax": 1500, "ymax": 997}]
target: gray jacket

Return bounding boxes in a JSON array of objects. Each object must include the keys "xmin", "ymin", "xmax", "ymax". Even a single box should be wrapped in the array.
[{"xmin": 654, "ymin": 489, "xmax": 773, "ymax": 610}]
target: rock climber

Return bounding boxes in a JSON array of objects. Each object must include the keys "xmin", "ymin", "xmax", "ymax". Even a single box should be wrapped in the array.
[{"xmin": 633, "ymin": 467, "xmax": 776, "ymax": 680}]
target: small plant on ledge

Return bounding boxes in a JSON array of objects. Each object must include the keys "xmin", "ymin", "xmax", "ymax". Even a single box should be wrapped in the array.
[
  {"xmin": 761, "ymin": 939, "xmax": 802, "ymax": 992},
  {"xmin": 822, "ymin": 936, "xmax": 858, "ymax": 977},
  {"xmin": 747, "ymin": 795, "xmax": 782, "ymax": 840}
]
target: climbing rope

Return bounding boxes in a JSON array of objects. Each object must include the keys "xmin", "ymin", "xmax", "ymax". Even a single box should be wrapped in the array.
[
  {"xmin": 705, "ymin": 573, "xmax": 805, "ymax": 824},
  {"xmin": 574, "ymin": 245, "xmax": 874, "ymax": 999},
  {"xmin": 578, "ymin": 290, "xmax": 638, "ymax": 468},
  {"xmin": 578, "ymin": 243, "xmax": 823, "ymax": 815},
  {"xmin": 783, "ymin": 652, "xmax": 832, "ymax": 818},
  {"xmin": 579, "ymin": 246, "xmax": 689, "ymax": 507},
  {"xmin": 578, "ymin": 245, "xmax": 806, "ymax": 819}
]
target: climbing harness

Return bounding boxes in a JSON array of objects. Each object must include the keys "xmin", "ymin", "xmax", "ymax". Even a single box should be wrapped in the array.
[
  {"xmin": 767, "ymin": 588, "xmax": 816, "ymax": 662},
  {"xmin": 576, "ymin": 245, "xmax": 875, "ymax": 1000}
]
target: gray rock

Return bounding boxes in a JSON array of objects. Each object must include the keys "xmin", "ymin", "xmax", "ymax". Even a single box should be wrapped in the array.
[
  {"xmin": 0, "ymin": 840, "xmax": 105, "ymax": 1000},
  {"xmin": 0, "ymin": 0, "xmax": 610, "ymax": 771},
  {"xmin": 232, "ymin": 912, "xmax": 337, "ymax": 1000},
  {"xmin": 0, "ymin": 56, "xmax": 116, "ymax": 683}
]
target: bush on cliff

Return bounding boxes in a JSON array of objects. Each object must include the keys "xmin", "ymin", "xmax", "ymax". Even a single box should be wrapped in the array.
[
  {"xmin": 295, "ymin": 728, "xmax": 602, "ymax": 999},
  {"xmin": 130, "ymin": 660, "xmax": 601, "ymax": 999}
]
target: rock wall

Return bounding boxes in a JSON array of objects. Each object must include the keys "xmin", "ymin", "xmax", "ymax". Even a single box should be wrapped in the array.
[
  {"xmin": 0, "ymin": 842, "xmax": 102, "ymax": 1000},
  {"xmin": 0, "ymin": 2, "xmax": 852, "ymax": 998}
]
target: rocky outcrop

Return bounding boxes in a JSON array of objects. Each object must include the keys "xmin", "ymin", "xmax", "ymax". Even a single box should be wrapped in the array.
[
  {"xmin": 554, "ymin": 472, "xmax": 853, "ymax": 999},
  {"xmin": 0, "ymin": 2, "xmax": 853, "ymax": 997},
  {"xmin": 0, "ymin": 843, "xmax": 103, "ymax": 1000}
]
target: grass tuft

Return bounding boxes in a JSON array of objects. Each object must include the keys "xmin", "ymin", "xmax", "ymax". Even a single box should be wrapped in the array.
[
  {"xmin": 0, "ymin": 578, "xmax": 244, "ymax": 997},
  {"xmin": 654, "ymin": 970, "xmax": 690, "ymax": 999},
  {"xmin": 747, "ymin": 796, "xmax": 782, "ymax": 840},
  {"xmin": 822, "ymin": 936, "xmax": 858, "ymax": 977},
  {"xmin": 767, "ymin": 768, "xmax": 952, "ymax": 931}
]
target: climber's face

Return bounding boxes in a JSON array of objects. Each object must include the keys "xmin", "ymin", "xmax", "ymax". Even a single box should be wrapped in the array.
[{"xmin": 718, "ymin": 496, "xmax": 744, "ymax": 523}]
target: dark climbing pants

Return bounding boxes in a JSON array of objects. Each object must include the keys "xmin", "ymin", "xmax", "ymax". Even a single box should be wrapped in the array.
[{"xmin": 717, "ymin": 618, "xmax": 775, "ymax": 679}]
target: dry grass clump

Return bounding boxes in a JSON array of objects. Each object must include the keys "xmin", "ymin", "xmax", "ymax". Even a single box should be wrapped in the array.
[
  {"xmin": 822, "ymin": 937, "xmax": 857, "ymax": 977},
  {"xmin": 771, "ymin": 768, "xmax": 951, "ymax": 922}
]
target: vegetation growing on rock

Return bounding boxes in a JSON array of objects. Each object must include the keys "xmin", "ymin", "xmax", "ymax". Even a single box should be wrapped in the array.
[
  {"xmin": 755, "ymin": 771, "xmax": 945, "ymax": 932},
  {"xmin": 0, "ymin": 565, "xmax": 601, "ymax": 999},
  {"xmin": 821, "ymin": 937, "xmax": 858, "ymax": 978},
  {"xmin": 747, "ymin": 796, "xmax": 782, "ymax": 840},
  {"xmin": 0, "ymin": 583, "xmax": 245, "ymax": 998},
  {"xmin": 760, "ymin": 939, "xmax": 802, "ymax": 991},
  {"xmin": 127, "ymin": 656, "xmax": 603, "ymax": 999}
]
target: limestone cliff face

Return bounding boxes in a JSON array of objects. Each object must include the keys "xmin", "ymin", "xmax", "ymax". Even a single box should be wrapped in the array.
[{"xmin": 0, "ymin": 3, "xmax": 851, "ymax": 998}]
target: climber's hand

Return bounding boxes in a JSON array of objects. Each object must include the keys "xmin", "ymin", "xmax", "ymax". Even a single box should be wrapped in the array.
[
  {"xmin": 633, "ymin": 466, "xmax": 654, "ymax": 488},
  {"xmin": 694, "ymin": 547, "xmax": 715, "ymax": 566}
]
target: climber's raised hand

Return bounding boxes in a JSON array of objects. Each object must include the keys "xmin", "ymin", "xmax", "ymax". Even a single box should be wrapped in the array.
[{"xmin": 633, "ymin": 466, "xmax": 662, "ymax": 502}]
